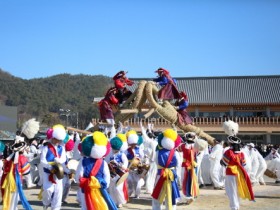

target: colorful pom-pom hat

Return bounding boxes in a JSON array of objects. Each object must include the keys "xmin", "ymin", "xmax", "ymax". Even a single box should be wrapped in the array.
[
  {"xmin": 50, "ymin": 124, "xmax": 67, "ymax": 141},
  {"xmin": 126, "ymin": 130, "xmax": 143, "ymax": 146},
  {"xmin": 81, "ymin": 131, "xmax": 110, "ymax": 159},
  {"xmin": 117, "ymin": 133, "xmax": 128, "ymax": 151},
  {"xmin": 157, "ymin": 129, "xmax": 181, "ymax": 150}
]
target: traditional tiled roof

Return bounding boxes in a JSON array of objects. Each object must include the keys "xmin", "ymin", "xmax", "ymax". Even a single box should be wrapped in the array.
[{"xmin": 130, "ymin": 75, "xmax": 280, "ymax": 105}]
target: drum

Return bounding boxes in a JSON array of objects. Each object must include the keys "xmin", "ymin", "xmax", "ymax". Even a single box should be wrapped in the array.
[
  {"xmin": 129, "ymin": 157, "xmax": 141, "ymax": 170},
  {"xmin": 108, "ymin": 161, "xmax": 129, "ymax": 186},
  {"xmin": 137, "ymin": 164, "xmax": 150, "ymax": 177},
  {"xmin": 264, "ymin": 169, "xmax": 277, "ymax": 179}
]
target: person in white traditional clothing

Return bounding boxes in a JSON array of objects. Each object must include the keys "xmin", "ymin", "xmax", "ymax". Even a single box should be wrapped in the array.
[
  {"xmin": 125, "ymin": 130, "xmax": 145, "ymax": 198},
  {"xmin": 105, "ymin": 135, "xmax": 129, "ymax": 208},
  {"xmin": 40, "ymin": 124, "xmax": 67, "ymax": 210},
  {"xmin": 72, "ymin": 132, "xmax": 82, "ymax": 161},
  {"xmin": 247, "ymin": 143, "xmax": 260, "ymax": 186},
  {"xmin": 264, "ymin": 146, "xmax": 280, "ymax": 184},
  {"xmin": 255, "ymin": 146, "xmax": 267, "ymax": 185},
  {"xmin": 28, "ymin": 138, "xmax": 41, "ymax": 185},
  {"xmin": 209, "ymin": 139, "xmax": 225, "ymax": 189},
  {"xmin": 197, "ymin": 145, "xmax": 210, "ymax": 188},
  {"xmin": 23, "ymin": 145, "xmax": 37, "ymax": 188},
  {"xmin": 139, "ymin": 122, "xmax": 158, "ymax": 194},
  {"xmin": 37, "ymin": 138, "xmax": 49, "ymax": 188},
  {"xmin": 61, "ymin": 134, "xmax": 75, "ymax": 204},
  {"xmin": 220, "ymin": 141, "xmax": 230, "ymax": 184},
  {"xmin": 241, "ymin": 144, "xmax": 252, "ymax": 177}
]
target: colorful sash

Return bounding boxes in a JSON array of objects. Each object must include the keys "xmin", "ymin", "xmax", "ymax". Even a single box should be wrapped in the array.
[
  {"xmin": 152, "ymin": 149, "xmax": 175, "ymax": 210},
  {"xmin": 2, "ymin": 163, "xmax": 16, "ymax": 210},
  {"xmin": 228, "ymin": 156, "xmax": 255, "ymax": 201},
  {"xmin": 2, "ymin": 163, "xmax": 33, "ymax": 210},
  {"xmin": 182, "ymin": 149, "xmax": 199, "ymax": 197},
  {"xmin": 79, "ymin": 159, "xmax": 118, "ymax": 210}
]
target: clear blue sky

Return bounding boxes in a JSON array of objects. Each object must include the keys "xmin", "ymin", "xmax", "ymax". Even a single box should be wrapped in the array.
[{"xmin": 0, "ymin": 0, "xmax": 279, "ymax": 79}]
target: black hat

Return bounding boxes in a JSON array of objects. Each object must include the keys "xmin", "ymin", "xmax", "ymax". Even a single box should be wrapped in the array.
[
  {"xmin": 227, "ymin": 136, "xmax": 241, "ymax": 144},
  {"xmin": 185, "ymin": 132, "xmax": 196, "ymax": 142},
  {"xmin": 11, "ymin": 135, "xmax": 27, "ymax": 152}
]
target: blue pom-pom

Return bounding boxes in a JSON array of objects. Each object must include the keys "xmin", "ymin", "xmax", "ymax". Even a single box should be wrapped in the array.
[
  {"xmin": 63, "ymin": 133, "xmax": 69, "ymax": 144},
  {"xmin": 0, "ymin": 141, "xmax": 5, "ymax": 153},
  {"xmin": 110, "ymin": 137, "xmax": 123, "ymax": 150},
  {"xmin": 137, "ymin": 135, "xmax": 143, "ymax": 145},
  {"xmin": 82, "ymin": 136, "xmax": 94, "ymax": 156}
]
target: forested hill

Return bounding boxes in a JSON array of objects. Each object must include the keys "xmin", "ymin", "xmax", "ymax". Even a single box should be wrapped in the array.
[{"xmin": 0, "ymin": 69, "xmax": 113, "ymax": 129}]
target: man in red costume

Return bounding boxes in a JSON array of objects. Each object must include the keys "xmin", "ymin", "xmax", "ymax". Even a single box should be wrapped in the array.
[
  {"xmin": 113, "ymin": 70, "xmax": 134, "ymax": 104},
  {"xmin": 99, "ymin": 87, "xmax": 119, "ymax": 125}
]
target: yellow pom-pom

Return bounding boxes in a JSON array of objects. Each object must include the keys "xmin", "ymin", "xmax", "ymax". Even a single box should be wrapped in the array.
[
  {"xmin": 163, "ymin": 129, "xmax": 177, "ymax": 141},
  {"xmin": 126, "ymin": 130, "xmax": 137, "ymax": 138},
  {"xmin": 117, "ymin": 133, "xmax": 127, "ymax": 142},
  {"xmin": 93, "ymin": 131, "xmax": 108, "ymax": 146},
  {"xmin": 53, "ymin": 124, "xmax": 65, "ymax": 131}
]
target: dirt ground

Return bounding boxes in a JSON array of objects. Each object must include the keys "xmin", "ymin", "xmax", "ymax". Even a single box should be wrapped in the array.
[{"xmin": 1, "ymin": 178, "xmax": 279, "ymax": 210}]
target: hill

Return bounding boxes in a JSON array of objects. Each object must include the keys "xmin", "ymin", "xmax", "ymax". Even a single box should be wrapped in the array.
[{"xmin": 0, "ymin": 69, "xmax": 113, "ymax": 129}]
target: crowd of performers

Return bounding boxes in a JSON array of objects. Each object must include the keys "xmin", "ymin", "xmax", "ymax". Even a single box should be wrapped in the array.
[
  {"xmin": 1, "ymin": 120, "xmax": 280, "ymax": 210},
  {"xmin": 0, "ymin": 68, "xmax": 280, "ymax": 210}
]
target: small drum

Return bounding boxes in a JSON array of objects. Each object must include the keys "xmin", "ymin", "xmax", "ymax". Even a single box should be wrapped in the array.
[
  {"xmin": 264, "ymin": 169, "xmax": 277, "ymax": 179},
  {"xmin": 129, "ymin": 157, "xmax": 141, "ymax": 170},
  {"xmin": 137, "ymin": 164, "xmax": 150, "ymax": 176},
  {"xmin": 108, "ymin": 161, "xmax": 129, "ymax": 186}
]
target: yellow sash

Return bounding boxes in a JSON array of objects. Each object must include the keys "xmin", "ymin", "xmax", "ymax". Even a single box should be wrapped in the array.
[
  {"xmin": 158, "ymin": 168, "xmax": 174, "ymax": 210},
  {"xmin": 228, "ymin": 165, "xmax": 252, "ymax": 200},
  {"xmin": 88, "ymin": 176, "xmax": 108, "ymax": 210},
  {"xmin": 2, "ymin": 164, "xmax": 16, "ymax": 210}
]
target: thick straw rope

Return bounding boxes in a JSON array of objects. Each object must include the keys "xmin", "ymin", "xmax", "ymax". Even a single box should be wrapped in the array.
[{"xmin": 113, "ymin": 81, "xmax": 215, "ymax": 145}]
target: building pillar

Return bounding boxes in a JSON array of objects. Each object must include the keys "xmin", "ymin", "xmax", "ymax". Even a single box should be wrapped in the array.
[
  {"xmin": 195, "ymin": 107, "xmax": 199, "ymax": 117},
  {"xmin": 266, "ymin": 133, "xmax": 271, "ymax": 144},
  {"xmin": 266, "ymin": 107, "xmax": 270, "ymax": 117},
  {"xmin": 230, "ymin": 107, "xmax": 234, "ymax": 117}
]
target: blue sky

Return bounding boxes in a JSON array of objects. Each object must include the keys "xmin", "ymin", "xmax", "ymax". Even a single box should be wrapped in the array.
[{"xmin": 0, "ymin": 0, "xmax": 279, "ymax": 79}]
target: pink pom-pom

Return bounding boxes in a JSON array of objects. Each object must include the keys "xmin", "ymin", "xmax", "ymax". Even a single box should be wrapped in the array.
[
  {"xmin": 65, "ymin": 139, "xmax": 75, "ymax": 152},
  {"xmin": 104, "ymin": 141, "xmax": 111, "ymax": 157},
  {"xmin": 46, "ymin": 128, "xmax": 53, "ymax": 140},
  {"xmin": 174, "ymin": 135, "xmax": 182, "ymax": 148}
]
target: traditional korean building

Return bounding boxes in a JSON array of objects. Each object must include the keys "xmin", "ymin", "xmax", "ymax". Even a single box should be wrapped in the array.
[{"xmin": 92, "ymin": 75, "xmax": 280, "ymax": 145}]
